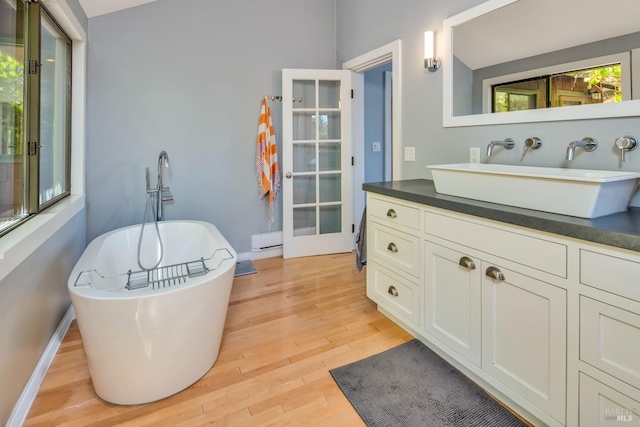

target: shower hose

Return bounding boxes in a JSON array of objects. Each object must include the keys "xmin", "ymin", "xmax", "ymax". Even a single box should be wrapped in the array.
[{"xmin": 137, "ymin": 191, "xmax": 164, "ymax": 271}]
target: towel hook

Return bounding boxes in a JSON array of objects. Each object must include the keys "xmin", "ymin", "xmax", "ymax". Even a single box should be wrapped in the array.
[{"xmin": 264, "ymin": 95, "xmax": 303, "ymax": 102}]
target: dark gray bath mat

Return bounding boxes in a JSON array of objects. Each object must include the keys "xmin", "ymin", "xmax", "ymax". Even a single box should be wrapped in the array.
[
  {"xmin": 235, "ymin": 260, "xmax": 257, "ymax": 276},
  {"xmin": 330, "ymin": 339, "xmax": 528, "ymax": 427}
]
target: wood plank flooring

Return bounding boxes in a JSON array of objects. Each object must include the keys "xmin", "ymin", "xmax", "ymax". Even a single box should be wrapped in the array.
[{"xmin": 24, "ymin": 253, "xmax": 413, "ymax": 426}]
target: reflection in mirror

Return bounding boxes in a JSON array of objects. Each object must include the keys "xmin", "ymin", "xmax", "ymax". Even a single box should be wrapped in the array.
[
  {"xmin": 443, "ymin": 0, "xmax": 640, "ymax": 127},
  {"xmin": 489, "ymin": 58, "xmax": 625, "ymax": 114}
]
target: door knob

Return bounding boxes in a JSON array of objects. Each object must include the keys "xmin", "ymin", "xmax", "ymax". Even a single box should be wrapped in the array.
[{"xmin": 285, "ymin": 172, "xmax": 292, "ymax": 179}]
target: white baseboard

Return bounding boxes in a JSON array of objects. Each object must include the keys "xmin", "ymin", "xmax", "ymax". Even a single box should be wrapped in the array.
[
  {"xmin": 7, "ymin": 305, "xmax": 76, "ymax": 427},
  {"xmin": 237, "ymin": 247, "xmax": 282, "ymax": 262}
]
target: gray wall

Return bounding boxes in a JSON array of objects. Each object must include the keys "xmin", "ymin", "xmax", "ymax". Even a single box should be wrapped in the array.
[
  {"xmin": 0, "ymin": 211, "xmax": 86, "ymax": 425},
  {"xmin": 85, "ymin": 0, "xmax": 337, "ymax": 253},
  {"xmin": 0, "ymin": 0, "xmax": 87, "ymax": 424},
  {"xmin": 453, "ymin": 55, "xmax": 473, "ymax": 116},
  {"xmin": 364, "ymin": 62, "xmax": 392, "ymax": 183},
  {"xmin": 336, "ymin": 0, "xmax": 640, "ymax": 184}
]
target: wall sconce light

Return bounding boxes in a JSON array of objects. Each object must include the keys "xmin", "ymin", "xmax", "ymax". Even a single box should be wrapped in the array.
[{"xmin": 424, "ymin": 31, "xmax": 440, "ymax": 72}]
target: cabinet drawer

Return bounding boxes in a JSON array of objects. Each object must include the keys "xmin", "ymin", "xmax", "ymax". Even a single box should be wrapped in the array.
[
  {"xmin": 580, "ymin": 296, "xmax": 640, "ymax": 390},
  {"xmin": 424, "ymin": 210, "xmax": 567, "ymax": 278},
  {"xmin": 369, "ymin": 196, "xmax": 420, "ymax": 231},
  {"xmin": 368, "ymin": 263, "xmax": 420, "ymax": 326},
  {"xmin": 581, "ymin": 249, "xmax": 640, "ymax": 302},
  {"xmin": 579, "ymin": 373, "xmax": 640, "ymax": 426},
  {"xmin": 369, "ymin": 221, "xmax": 420, "ymax": 278}
]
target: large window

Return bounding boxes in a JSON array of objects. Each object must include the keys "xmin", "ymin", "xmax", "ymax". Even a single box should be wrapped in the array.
[{"xmin": 0, "ymin": 0, "xmax": 71, "ymax": 236}]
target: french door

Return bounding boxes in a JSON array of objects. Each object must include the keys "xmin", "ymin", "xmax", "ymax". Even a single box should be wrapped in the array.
[{"xmin": 282, "ymin": 69, "xmax": 354, "ymax": 258}]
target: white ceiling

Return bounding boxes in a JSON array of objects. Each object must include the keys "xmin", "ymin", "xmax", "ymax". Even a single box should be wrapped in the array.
[{"xmin": 77, "ymin": 0, "xmax": 157, "ymax": 18}]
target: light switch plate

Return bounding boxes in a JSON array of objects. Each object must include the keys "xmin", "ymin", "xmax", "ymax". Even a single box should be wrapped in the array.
[{"xmin": 405, "ymin": 147, "xmax": 415, "ymax": 162}]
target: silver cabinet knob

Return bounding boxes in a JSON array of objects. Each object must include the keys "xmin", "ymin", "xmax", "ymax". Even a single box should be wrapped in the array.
[
  {"xmin": 387, "ymin": 243, "xmax": 398, "ymax": 253},
  {"xmin": 615, "ymin": 135, "xmax": 638, "ymax": 163},
  {"xmin": 388, "ymin": 286, "xmax": 399, "ymax": 297},
  {"xmin": 386, "ymin": 209, "xmax": 397, "ymax": 218},
  {"xmin": 285, "ymin": 172, "xmax": 292, "ymax": 179}
]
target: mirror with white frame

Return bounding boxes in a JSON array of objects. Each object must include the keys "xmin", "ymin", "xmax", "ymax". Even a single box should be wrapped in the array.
[{"xmin": 443, "ymin": 0, "xmax": 640, "ymax": 127}]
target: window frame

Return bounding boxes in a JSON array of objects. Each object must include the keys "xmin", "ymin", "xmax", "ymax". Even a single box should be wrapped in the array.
[{"xmin": 0, "ymin": 0, "xmax": 72, "ymax": 238}]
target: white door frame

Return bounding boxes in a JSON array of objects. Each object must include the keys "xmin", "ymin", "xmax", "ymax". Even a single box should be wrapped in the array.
[{"xmin": 343, "ymin": 39, "xmax": 402, "ymax": 244}]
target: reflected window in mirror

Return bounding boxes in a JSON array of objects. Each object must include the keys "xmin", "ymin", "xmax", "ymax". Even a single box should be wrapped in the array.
[
  {"xmin": 491, "ymin": 63, "xmax": 622, "ymax": 113},
  {"xmin": 493, "ymin": 77, "xmax": 546, "ymax": 112}
]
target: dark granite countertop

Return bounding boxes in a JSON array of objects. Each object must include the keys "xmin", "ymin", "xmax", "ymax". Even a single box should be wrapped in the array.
[{"xmin": 364, "ymin": 179, "xmax": 640, "ymax": 253}]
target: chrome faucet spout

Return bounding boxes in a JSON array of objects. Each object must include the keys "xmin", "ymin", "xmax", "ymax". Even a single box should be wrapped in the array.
[
  {"xmin": 566, "ymin": 137, "xmax": 597, "ymax": 161},
  {"xmin": 157, "ymin": 151, "xmax": 170, "ymax": 190},
  {"xmin": 566, "ymin": 141, "xmax": 577, "ymax": 161},
  {"xmin": 486, "ymin": 138, "xmax": 515, "ymax": 157},
  {"xmin": 156, "ymin": 151, "xmax": 172, "ymax": 221}
]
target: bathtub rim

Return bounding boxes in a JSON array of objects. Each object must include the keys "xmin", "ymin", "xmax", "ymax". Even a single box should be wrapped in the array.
[{"xmin": 68, "ymin": 220, "xmax": 237, "ymax": 300}]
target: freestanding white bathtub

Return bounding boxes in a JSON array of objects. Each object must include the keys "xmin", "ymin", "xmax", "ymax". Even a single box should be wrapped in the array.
[{"xmin": 68, "ymin": 220, "xmax": 237, "ymax": 405}]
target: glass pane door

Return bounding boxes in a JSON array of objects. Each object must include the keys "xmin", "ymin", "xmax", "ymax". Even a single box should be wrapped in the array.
[{"xmin": 291, "ymin": 78, "xmax": 342, "ymax": 237}]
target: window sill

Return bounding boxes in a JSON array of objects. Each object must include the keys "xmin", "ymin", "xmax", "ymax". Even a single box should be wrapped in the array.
[{"xmin": 0, "ymin": 194, "xmax": 85, "ymax": 282}]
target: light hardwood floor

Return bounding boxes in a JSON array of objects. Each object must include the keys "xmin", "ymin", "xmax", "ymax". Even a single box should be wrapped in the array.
[{"xmin": 24, "ymin": 253, "xmax": 413, "ymax": 426}]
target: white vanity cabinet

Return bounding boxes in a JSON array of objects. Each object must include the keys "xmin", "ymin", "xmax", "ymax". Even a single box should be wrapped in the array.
[
  {"xmin": 576, "ymin": 245, "xmax": 640, "ymax": 426},
  {"xmin": 366, "ymin": 196, "xmax": 422, "ymax": 328},
  {"xmin": 365, "ymin": 190, "xmax": 640, "ymax": 426},
  {"xmin": 422, "ymin": 208, "xmax": 567, "ymax": 424}
]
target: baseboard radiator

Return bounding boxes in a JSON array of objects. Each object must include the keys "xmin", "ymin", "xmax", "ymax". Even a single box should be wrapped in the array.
[{"xmin": 251, "ymin": 231, "xmax": 283, "ymax": 251}]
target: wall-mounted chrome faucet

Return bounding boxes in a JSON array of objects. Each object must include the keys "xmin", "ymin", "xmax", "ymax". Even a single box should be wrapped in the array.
[
  {"xmin": 486, "ymin": 138, "xmax": 515, "ymax": 157},
  {"xmin": 146, "ymin": 151, "xmax": 173, "ymax": 221},
  {"xmin": 566, "ymin": 137, "xmax": 597, "ymax": 161},
  {"xmin": 520, "ymin": 137, "xmax": 542, "ymax": 160},
  {"xmin": 615, "ymin": 135, "xmax": 637, "ymax": 163}
]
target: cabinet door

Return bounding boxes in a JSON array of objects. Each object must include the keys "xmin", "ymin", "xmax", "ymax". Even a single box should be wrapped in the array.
[
  {"xmin": 580, "ymin": 296, "xmax": 640, "ymax": 390},
  {"xmin": 482, "ymin": 262, "xmax": 566, "ymax": 423},
  {"xmin": 580, "ymin": 373, "xmax": 640, "ymax": 426},
  {"xmin": 424, "ymin": 241, "xmax": 481, "ymax": 366}
]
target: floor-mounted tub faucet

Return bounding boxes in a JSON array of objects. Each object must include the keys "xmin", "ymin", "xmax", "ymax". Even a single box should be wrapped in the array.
[
  {"xmin": 146, "ymin": 151, "xmax": 173, "ymax": 221},
  {"xmin": 156, "ymin": 151, "xmax": 173, "ymax": 221},
  {"xmin": 486, "ymin": 138, "xmax": 515, "ymax": 157},
  {"xmin": 566, "ymin": 137, "xmax": 597, "ymax": 161}
]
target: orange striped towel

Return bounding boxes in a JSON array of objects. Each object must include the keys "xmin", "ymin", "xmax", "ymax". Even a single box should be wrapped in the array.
[{"xmin": 256, "ymin": 97, "xmax": 280, "ymax": 226}]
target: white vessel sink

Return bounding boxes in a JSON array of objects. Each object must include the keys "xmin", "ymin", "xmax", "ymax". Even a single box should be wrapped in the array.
[{"xmin": 427, "ymin": 163, "xmax": 640, "ymax": 218}]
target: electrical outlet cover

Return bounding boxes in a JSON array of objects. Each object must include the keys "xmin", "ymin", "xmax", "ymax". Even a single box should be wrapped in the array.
[{"xmin": 470, "ymin": 147, "xmax": 480, "ymax": 163}]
